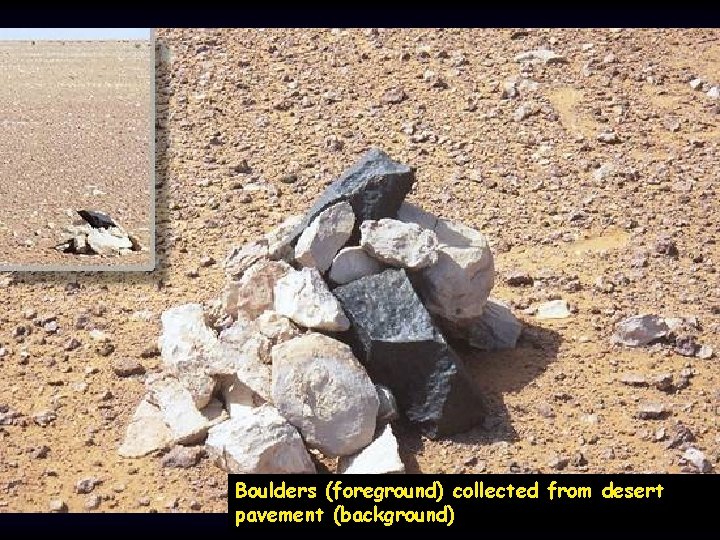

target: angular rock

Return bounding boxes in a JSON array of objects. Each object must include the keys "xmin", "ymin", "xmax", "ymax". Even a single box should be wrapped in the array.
[
  {"xmin": 201, "ymin": 398, "xmax": 229, "ymax": 426},
  {"xmin": 329, "ymin": 246, "xmax": 383, "ymax": 285},
  {"xmin": 290, "ymin": 148, "xmax": 415, "ymax": 243},
  {"xmin": 224, "ymin": 239, "xmax": 269, "ymax": 280},
  {"xmin": 360, "ymin": 219, "xmax": 438, "ymax": 269},
  {"xmin": 118, "ymin": 398, "xmax": 173, "ymax": 457},
  {"xmin": 86, "ymin": 227, "xmax": 133, "ymax": 256},
  {"xmin": 77, "ymin": 210, "xmax": 117, "ymax": 229},
  {"xmin": 334, "ymin": 269, "xmax": 485, "ymax": 438},
  {"xmin": 272, "ymin": 333, "xmax": 378, "ymax": 456},
  {"xmin": 148, "ymin": 376, "xmax": 210, "ymax": 444},
  {"xmin": 158, "ymin": 304, "xmax": 222, "ymax": 407},
  {"xmin": 265, "ymin": 214, "xmax": 303, "ymax": 261},
  {"xmin": 223, "ymin": 260, "xmax": 292, "ymax": 320},
  {"xmin": 446, "ymin": 299, "xmax": 522, "ymax": 350},
  {"xmin": 295, "ymin": 201, "xmax": 355, "ymax": 272},
  {"xmin": 376, "ymin": 384, "xmax": 399, "ymax": 423},
  {"xmin": 111, "ymin": 358, "xmax": 145, "ymax": 377},
  {"xmin": 612, "ymin": 315, "xmax": 669, "ymax": 347},
  {"xmin": 205, "ymin": 405, "xmax": 315, "ymax": 473},
  {"xmin": 536, "ymin": 300, "xmax": 571, "ymax": 319},
  {"xmin": 636, "ymin": 402, "xmax": 668, "ymax": 420},
  {"xmin": 338, "ymin": 424, "xmax": 405, "ymax": 474},
  {"xmin": 274, "ymin": 267, "xmax": 350, "ymax": 331}
]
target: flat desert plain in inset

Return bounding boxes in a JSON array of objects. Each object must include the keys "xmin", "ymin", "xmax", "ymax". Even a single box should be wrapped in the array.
[{"xmin": 0, "ymin": 41, "xmax": 152, "ymax": 268}]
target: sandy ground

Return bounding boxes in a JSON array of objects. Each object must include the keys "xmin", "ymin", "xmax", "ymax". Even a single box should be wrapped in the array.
[
  {"xmin": 0, "ymin": 41, "xmax": 153, "ymax": 269},
  {"xmin": 1, "ymin": 28, "xmax": 719, "ymax": 513}
]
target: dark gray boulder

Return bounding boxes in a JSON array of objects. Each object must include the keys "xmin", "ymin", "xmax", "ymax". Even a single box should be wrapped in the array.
[
  {"xmin": 291, "ymin": 148, "xmax": 415, "ymax": 244},
  {"xmin": 334, "ymin": 268, "xmax": 485, "ymax": 438}
]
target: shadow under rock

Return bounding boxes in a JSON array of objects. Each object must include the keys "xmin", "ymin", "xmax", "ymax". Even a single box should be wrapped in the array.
[{"xmin": 396, "ymin": 321, "xmax": 562, "ymax": 472}]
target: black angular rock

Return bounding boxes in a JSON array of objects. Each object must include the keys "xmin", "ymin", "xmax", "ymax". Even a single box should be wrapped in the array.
[
  {"xmin": 77, "ymin": 210, "xmax": 117, "ymax": 229},
  {"xmin": 291, "ymin": 148, "xmax": 415, "ymax": 243},
  {"xmin": 334, "ymin": 268, "xmax": 485, "ymax": 438}
]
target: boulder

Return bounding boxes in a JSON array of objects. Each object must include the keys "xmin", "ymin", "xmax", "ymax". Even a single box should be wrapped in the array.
[
  {"xmin": 274, "ymin": 268, "xmax": 350, "ymax": 331},
  {"xmin": 223, "ymin": 260, "xmax": 292, "ymax": 320},
  {"xmin": 271, "ymin": 333, "xmax": 378, "ymax": 456},
  {"xmin": 118, "ymin": 398, "xmax": 173, "ymax": 458},
  {"xmin": 290, "ymin": 148, "xmax": 415, "ymax": 243},
  {"xmin": 398, "ymin": 203, "xmax": 494, "ymax": 324},
  {"xmin": 265, "ymin": 214, "xmax": 303, "ymax": 261},
  {"xmin": 86, "ymin": 227, "xmax": 133, "ymax": 256},
  {"xmin": 360, "ymin": 219, "xmax": 438, "ymax": 269},
  {"xmin": 147, "ymin": 376, "xmax": 210, "ymax": 445},
  {"xmin": 158, "ymin": 304, "xmax": 222, "ymax": 408},
  {"xmin": 334, "ymin": 269, "xmax": 485, "ymax": 438},
  {"xmin": 205, "ymin": 405, "xmax": 315, "ymax": 473},
  {"xmin": 329, "ymin": 246, "xmax": 384, "ymax": 285},
  {"xmin": 446, "ymin": 299, "xmax": 522, "ymax": 350},
  {"xmin": 338, "ymin": 424, "xmax": 405, "ymax": 474},
  {"xmin": 224, "ymin": 239, "xmax": 269, "ymax": 280},
  {"xmin": 612, "ymin": 315, "xmax": 669, "ymax": 347},
  {"xmin": 295, "ymin": 201, "xmax": 355, "ymax": 272}
]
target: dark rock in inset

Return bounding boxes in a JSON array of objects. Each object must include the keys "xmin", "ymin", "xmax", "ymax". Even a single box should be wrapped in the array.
[
  {"xmin": 291, "ymin": 149, "xmax": 415, "ymax": 244},
  {"xmin": 77, "ymin": 210, "xmax": 117, "ymax": 229},
  {"xmin": 334, "ymin": 268, "xmax": 484, "ymax": 438}
]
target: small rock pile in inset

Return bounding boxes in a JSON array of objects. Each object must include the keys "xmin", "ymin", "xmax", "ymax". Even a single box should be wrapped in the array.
[
  {"xmin": 54, "ymin": 210, "xmax": 143, "ymax": 257},
  {"xmin": 119, "ymin": 149, "xmax": 523, "ymax": 473}
]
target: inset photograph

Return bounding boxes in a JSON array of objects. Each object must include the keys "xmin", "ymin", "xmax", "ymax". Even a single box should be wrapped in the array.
[{"xmin": 0, "ymin": 28, "xmax": 154, "ymax": 270}]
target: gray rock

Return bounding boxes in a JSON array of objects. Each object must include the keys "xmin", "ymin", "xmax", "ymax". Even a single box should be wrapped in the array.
[
  {"xmin": 49, "ymin": 499, "xmax": 68, "ymax": 513},
  {"xmin": 360, "ymin": 219, "xmax": 438, "ymax": 269},
  {"xmin": 328, "ymin": 246, "xmax": 383, "ymax": 285},
  {"xmin": 272, "ymin": 333, "xmax": 378, "ymax": 457},
  {"xmin": 612, "ymin": 315, "xmax": 669, "ymax": 347},
  {"xmin": 376, "ymin": 384, "xmax": 399, "ymax": 423},
  {"xmin": 334, "ymin": 269, "xmax": 485, "ymax": 438},
  {"xmin": 111, "ymin": 358, "xmax": 145, "ymax": 377},
  {"xmin": 205, "ymin": 405, "xmax": 315, "ymax": 473},
  {"xmin": 295, "ymin": 201, "xmax": 355, "ymax": 272},
  {"xmin": 274, "ymin": 267, "xmax": 350, "ymax": 331},
  {"xmin": 689, "ymin": 78, "xmax": 703, "ymax": 90},
  {"xmin": 338, "ymin": 424, "xmax": 405, "ymax": 474},
  {"xmin": 290, "ymin": 148, "xmax": 415, "ymax": 243},
  {"xmin": 536, "ymin": 300, "xmax": 571, "ymax": 319},
  {"xmin": 161, "ymin": 445, "xmax": 205, "ymax": 468},
  {"xmin": 446, "ymin": 299, "xmax": 522, "ymax": 350}
]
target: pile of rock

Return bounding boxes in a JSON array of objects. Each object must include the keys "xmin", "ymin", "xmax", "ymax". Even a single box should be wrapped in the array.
[
  {"xmin": 119, "ymin": 149, "xmax": 522, "ymax": 473},
  {"xmin": 54, "ymin": 210, "xmax": 143, "ymax": 257}
]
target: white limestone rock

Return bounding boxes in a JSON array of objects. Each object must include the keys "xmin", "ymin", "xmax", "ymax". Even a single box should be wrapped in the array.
[
  {"xmin": 118, "ymin": 398, "xmax": 173, "ymax": 458},
  {"xmin": 274, "ymin": 268, "xmax": 350, "ymax": 331},
  {"xmin": 223, "ymin": 260, "xmax": 292, "ymax": 320},
  {"xmin": 224, "ymin": 239, "xmax": 269, "ymax": 280},
  {"xmin": 272, "ymin": 333, "xmax": 378, "ymax": 457},
  {"xmin": 147, "ymin": 376, "xmax": 210, "ymax": 445},
  {"xmin": 360, "ymin": 218, "xmax": 439, "ymax": 269},
  {"xmin": 205, "ymin": 405, "xmax": 315, "ymax": 474},
  {"xmin": 295, "ymin": 201, "xmax": 355, "ymax": 272},
  {"xmin": 338, "ymin": 424, "xmax": 405, "ymax": 474},
  {"xmin": 329, "ymin": 246, "xmax": 383, "ymax": 285}
]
